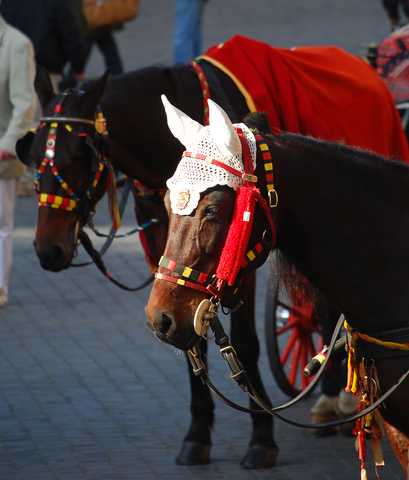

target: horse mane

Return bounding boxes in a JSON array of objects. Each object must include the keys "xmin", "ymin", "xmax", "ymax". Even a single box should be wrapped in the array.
[
  {"xmin": 77, "ymin": 65, "xmax": 189, "ymax": 96},
  {"xmin": 243, "ymin": 111, "xmax": 339, "ymax": 316},
  {"xmin": 243, "ymin": 112, "xmax": 409, "ymax": 318}
]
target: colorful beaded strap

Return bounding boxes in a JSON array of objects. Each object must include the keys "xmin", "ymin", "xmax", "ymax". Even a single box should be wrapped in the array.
[
  {"xmin": 190, "ymin": 60, "xmax": 211, "ymax": 125},
  {"xmin": 155, "ymin": 256, "xmax": 214, "ymax": 294},
  {"xmin": 35, "ymin": 95, "xmax": 108, "ymax": 213},
  {"xmin": 252, "ymin": 131, "xmax": 278, "ymax": 208},
  {"xmin": 37, "ymin": 193, "xmax": 77, "ymax": 212},
  {"xmin": 133, "ymin": 179, "xmax": 167, "ymax": 198}
]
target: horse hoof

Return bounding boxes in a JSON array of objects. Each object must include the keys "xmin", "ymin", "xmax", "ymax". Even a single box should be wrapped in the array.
[
  {"xmin": 303, "ymin": 411, "xmax": 338, "ymax": 437},
  {"xmin": 303, "ymin": 395, "xmax": 338, "ymax": 437},
  {"xmin": 175, "ymin": 441, "xmax": 211, "ymax": 465},
  {"xmin": 240, "ymin": 444, "xmax": 278, "ymax": 469}
]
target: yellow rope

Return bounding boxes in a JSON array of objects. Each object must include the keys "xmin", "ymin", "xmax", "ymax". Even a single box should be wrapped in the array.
[{"xmin": 344, "ymin": 319, "xmax": 409, "ymax": 395}]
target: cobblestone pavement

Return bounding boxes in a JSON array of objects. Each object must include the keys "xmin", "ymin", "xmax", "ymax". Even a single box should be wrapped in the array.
[{"xmin": 1, "ymin": 1, "xmax": 407, "ymax": 479}]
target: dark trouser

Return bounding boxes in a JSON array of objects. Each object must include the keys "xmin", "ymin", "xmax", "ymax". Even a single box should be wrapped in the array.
[
  {"xmin": 86, "ymin": 35, "xmax": 123, "ymax": 76},
  {"xmin": 382, "ymin": 0, "xmax": 409, "ymax": 21},
  {"xmin": 61, "ymin": 34, "xmax": 123, "ymax": 90}
]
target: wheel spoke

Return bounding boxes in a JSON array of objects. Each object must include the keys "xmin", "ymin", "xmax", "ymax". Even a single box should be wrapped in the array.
[
  {"xmin": 288, "ymin": 337, "xmax": 301, "ymax": 385},
  {"xmin": 280, "ymin": 328, "xmax": 298, "ymax": 365},
  {"xmin": 276, "ymin": 317, "xmax": 299, "ymax": 335}
]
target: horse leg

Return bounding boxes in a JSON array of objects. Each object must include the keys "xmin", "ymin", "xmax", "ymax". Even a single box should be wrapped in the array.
[
  {"xmin": 175, "ymin": 339, "xmax": 214, "ymax": 465},
  {"xmin": 230, "ymin": 271, "xmax": 278, "ymax": 469},
  {"xmin": 384, "ymin": 421, "xmax": 409, "ymax": 477}
]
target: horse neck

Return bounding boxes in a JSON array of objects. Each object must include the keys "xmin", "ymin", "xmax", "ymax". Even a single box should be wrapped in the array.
[
  {"xmin": 100, "ymin": 64, "xmax": 249, "ymax": 190},
  {"xmin": 99, "ymin": 66, "xmax": 206, "ymax": 189},
  {"xmin": 268, "ymin": 135, "xmax": 409, "ymax": 333}
]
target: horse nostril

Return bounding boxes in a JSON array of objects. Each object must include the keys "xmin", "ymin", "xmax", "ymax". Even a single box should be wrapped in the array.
[{"xmin": 158, "ymin": 313, "xmax": 173, "ymax": 335}]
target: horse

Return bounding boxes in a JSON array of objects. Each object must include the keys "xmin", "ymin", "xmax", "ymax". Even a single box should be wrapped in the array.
[
  {"xmin": 145, "ymin": 97, "xmax": 409, "ymax": 475},
  {"xmin": 17, "ymin": 36, "xmax": 409, "ymax": 469},
  {"xmin": 16, "ymin": 64, "xmax": 276, "ymax": 469}
]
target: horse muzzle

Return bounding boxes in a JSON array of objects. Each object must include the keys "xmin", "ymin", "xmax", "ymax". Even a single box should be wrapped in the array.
[
  {"xmin": 34, "ymin": 239, "xmax": 73, "ymax": 272},
  {"xmin": 145, "ymin": 305, "xmax": 202, "ymax": 350}
]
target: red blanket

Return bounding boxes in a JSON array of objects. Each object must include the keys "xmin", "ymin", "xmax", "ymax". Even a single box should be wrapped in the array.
[{"xmin": 199, "ymin": 35, "xmax": 409, "ymax": 162}]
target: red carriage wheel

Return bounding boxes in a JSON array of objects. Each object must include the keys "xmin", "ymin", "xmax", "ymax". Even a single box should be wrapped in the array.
[{"xmin": 264, "ymin": 273, "xmax": 322, "ymax": 398}]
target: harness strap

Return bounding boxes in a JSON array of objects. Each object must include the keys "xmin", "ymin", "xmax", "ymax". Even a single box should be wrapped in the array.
[
  {"xmin": 158, "ymin": 256, "xmax": 213, "ymax": 284},
  {"xmin": 38, "ymin": 193, "xmax": 77, "ymax": 212},
  {"xmin": 190, "ymin": 60, "xmax": 211, "ymax": 125},
  {"xmin": 183, "ymin": 151, "xmax": 257, "ymax": 183},
  {"xmin": 133, "ymin": 179, "xmax": 167, "ymax": 198}
]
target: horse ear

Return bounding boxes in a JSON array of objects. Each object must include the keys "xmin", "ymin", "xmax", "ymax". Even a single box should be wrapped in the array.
[
  {"xmin": 208, "ymin": 99, "xmax": 241, "ymax": 157},
  {"xmin": 161, "ymin": 94, "xmax": 203, "ymax": 148},
  {"xmin": 34, "ymin": 65, "xmax": 55, "ymax": 111},
  {"xmin": 80, "ymin": 69, "xmax": 110, "ymax": 112}
]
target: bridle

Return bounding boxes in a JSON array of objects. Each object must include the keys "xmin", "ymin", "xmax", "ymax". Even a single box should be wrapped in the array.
[
  {"xmin": 154, "ymin": 128, "xmax": 278, "ymax": 308},
  {"xmin": 35, "ymin": 89, "xmax": 111, "ymax": 223}
]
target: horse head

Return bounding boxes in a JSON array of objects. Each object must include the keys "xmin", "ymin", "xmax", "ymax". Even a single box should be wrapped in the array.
[
  {"xmin": 17, "ymin": 66, "xmax": 111, "ymax": 271},
  {"xmin": 146, "ymin": 97, "xmax": 274, "ymax": 350}
]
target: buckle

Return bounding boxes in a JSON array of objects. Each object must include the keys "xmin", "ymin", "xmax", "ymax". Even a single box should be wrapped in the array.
[
  {"xmin": 220, "ymin": 345, "xmax": 237, "ymax": 359},
  {"xmin": 268, "ymin": 189, "xmax": 278, "ymax": 208},
  {"xmin": 242, "ymin": 173, "xmax": 258, "ymax": 183}
]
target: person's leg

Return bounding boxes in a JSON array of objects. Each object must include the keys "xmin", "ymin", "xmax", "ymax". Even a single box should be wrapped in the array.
[
  {"xmin": 192, "ymin": 0, "xmax": 205, "ymax": 59},
  {"xmin": 173, "ymin": 0, "xmax": 203, "ymax": 64},
  {"xmin": 0, "ymin": 177, "xmax": 19, "ymax": 305},
  {"xmin": 382, "ymin": 0, "xmax": 400, "ymax": 25},
  {"xmin": 400, "ymin": 0, "xmax": 409, "ymax": 22},
  {"xmin": 95, "ymin": 35, "xmax": 123, "ymax": 76}
]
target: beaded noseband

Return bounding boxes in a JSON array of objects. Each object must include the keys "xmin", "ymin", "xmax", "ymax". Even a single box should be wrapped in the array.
[{"xmin": 35, "ymin": 90, "xmax": 108, "ymax": 215}]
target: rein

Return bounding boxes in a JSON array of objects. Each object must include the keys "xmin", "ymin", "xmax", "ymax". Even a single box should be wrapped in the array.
[{"xmin": 188, "ymin": 311, "xmax": 409, "ymax": 428}]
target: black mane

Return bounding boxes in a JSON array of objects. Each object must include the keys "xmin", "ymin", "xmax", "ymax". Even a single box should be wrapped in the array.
[{"xmin": 243, "ymin": 111, "xmax": 273, "ymax": 134}]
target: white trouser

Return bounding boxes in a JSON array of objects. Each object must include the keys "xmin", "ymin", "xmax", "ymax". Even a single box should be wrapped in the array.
[{"xmin": 0, "ymin": 177, "xmax": 19, "ymax": 297}]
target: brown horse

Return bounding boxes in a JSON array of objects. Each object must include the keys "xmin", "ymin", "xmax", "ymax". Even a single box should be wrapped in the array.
[
  {"xmin": 16, "ymin": 64, "xmax": 276, "ymax": 469},
  {"xmin": 146, "ymin": 99, "xmax": 409, "ymax": 475}
]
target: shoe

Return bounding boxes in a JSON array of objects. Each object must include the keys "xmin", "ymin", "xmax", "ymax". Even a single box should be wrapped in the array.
[
  {"xmin": 0, "ymin": 293, "xmax": 8, "ymax": 307},
  {"xmin": 303, "ymin": 394, "xmax": 339, "ymax": 436}
]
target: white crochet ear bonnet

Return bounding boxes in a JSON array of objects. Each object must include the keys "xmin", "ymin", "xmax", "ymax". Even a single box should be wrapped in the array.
[{"xmin": 162, "ymin": 95, "xmax": 257, "ymax": 216}]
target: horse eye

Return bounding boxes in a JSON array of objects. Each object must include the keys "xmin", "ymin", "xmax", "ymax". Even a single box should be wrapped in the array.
[{"xmin": 204, "ymin": 205, "xmax": 220, "ymax": 216}]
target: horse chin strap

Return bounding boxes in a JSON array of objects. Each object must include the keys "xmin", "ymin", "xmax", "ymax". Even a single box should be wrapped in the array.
[{"xmin": 155, "ymin": 128, "xmax": 277, "ymax": 308}]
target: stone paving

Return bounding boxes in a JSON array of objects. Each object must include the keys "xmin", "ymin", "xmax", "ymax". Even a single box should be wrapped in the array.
[
  {"xmin": 2, "ymin": 193, "xmax": 403, "ymax": 480},
  {"xmin": 1, "ymin": 0, "xmax": 407, "ymax": 478}
]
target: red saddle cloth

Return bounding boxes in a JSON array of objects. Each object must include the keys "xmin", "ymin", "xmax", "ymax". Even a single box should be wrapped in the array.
[{"xmin": 199, "ymin": 35, "xmax": 409, "ymax": 163}]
